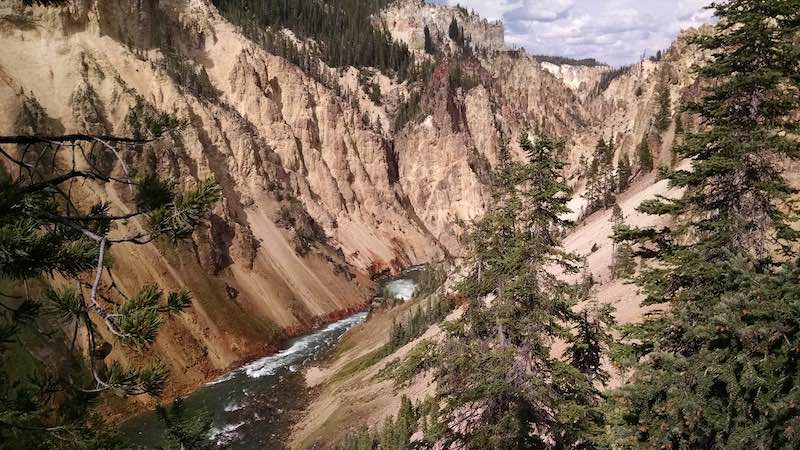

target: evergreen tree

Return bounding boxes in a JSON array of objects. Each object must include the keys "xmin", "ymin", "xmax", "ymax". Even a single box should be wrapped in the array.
[
  {"xmin": 610, "ymin": 203, "xmax": 624, "ymax": 227},
  {"xmin": 567, "ymin": 304, "xmax": 615, "ymax": 385},
  {"xmin": 585, "ymin": 138, "xmax": 617, "ymax": 214},
  {"xmin": 609, "ymin": 204, "xmax": 635, "ymax": 280},
  {"xmin": 617, "ymin": 152, "xmax": 632, "ymax": 193},
  {"xmin": 654, "ymin": 78, "xmax": 671, "ymax": 131},
  {"xmin": 448, "ymin": 17, "xmax": 463, "ymax": 45},
  {"xmin": 423, "ymin": 25, "xmax": 436, "ymax": 55},
  {"xmin": 614, "ymin": 1, "xmax": 800, "ymax": 447},
  {"xmin": 432, "ymin": 134, "xmax": 611, "ymax": 448},
  {"xmin": 636, "ymin": 137, "xmax": 653, "ymax": 172},
  {"xmin": 0, "ymin": 134, "xmax": 220, "ymax": 447},
  {"xmin": 674, "ymin": 112, "xmax": 684, "ymax": 135},
  {"xmin": 156, "ymin": 399, "xmax": 214, "ymax": 450},
  {"xmin": 334, "ymin": 396, "xmax": 418, "ymax": 450},
  {"xmin": 212, "ymin": 0, "xmax": 414, "ymax": 81},
  {"xmin": 23, "ymin": 0, "xmax": 69, "ymax": 6}
]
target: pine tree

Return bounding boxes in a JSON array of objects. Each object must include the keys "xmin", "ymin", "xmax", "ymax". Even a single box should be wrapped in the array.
[
  {"xmin": 23, "ymin": 0, "xmax": 69, "ymax": 5},
  {"xmin": 609, "ymin": 204, "xmax": 635, "ymax": 280},
  {"xmin": 212, "ymin": 0, "xmax": 413, "ymax": 80},
  {"xmin": 0, "ymin": 134, "xmax": 220, "ymax": 447},
  {"xmin": 423, "ymin": 25, "xmax": 435, "ymax": 55},
  {"xmin": 636, "ymin": 137, "xmax": 653, "ymax": 172},
  {"xmin": 448, "ymin": 17, "xmax": 462, "ymax": 45},
  {"xmin": 610, "ymin": 203, "xmax": 624, "ymax": 227},
  {"xmin": 614, "ymin": 1, "xmax": 800, "ymax": 447},
  {"xmin": 432, "ymin": 134, "xmax": 611, "ymax": 448},
  {"xmin": 617, "ymin": 152, "xmax": 632, "ymax": 192},
  {"xmin": 156, "ymin": 398, "xmax": 214, "ymax": 450},
  {"xmin": 567, "ymin": 304, "xmax": 615, "ymax": 385},
  {"xmin": 585, "ymin": 138, "xmax": 617, "ymax": 214},
  {"xmin": 654, "ymin": 77, "xmax": 671, "ymax": 131}
]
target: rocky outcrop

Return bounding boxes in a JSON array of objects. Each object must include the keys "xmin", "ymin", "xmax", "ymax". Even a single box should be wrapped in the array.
[
  {"xmin": 379, "ymin": 0, "xmax": 505, "ymax": 56},
  {"xmin": 539, "ymin": 61, "xmax": 608, "ymax": 100}
]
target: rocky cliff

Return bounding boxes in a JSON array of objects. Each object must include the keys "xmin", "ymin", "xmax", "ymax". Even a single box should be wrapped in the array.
[
  {"xmin": 379, "ymin": 0, "xmax": 505, "ymax": 56},
  {"xmin": 0, "ymin": 0, "xmax": 707, "ymax": 417}
]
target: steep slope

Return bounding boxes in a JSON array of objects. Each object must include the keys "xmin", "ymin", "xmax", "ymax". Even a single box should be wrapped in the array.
[
  {"xmin": 288, "ymin": 25, "xmax": 712, "ymax": 448},
  {"xmin": 379, "ymin": 0, "xmax": 505, "ymax": 56},
  {"xmin": 0, "ymin": 0, "xmax": 386, "ymax": 412},
  {"xmin": 0, "ymin": 0, "xmax": 707, "ymax": 424}
]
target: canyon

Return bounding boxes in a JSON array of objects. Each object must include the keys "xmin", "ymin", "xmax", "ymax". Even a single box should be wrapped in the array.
[{"xmin": 0, "ymin": 0, "xmax": 708, "ymax": 441}]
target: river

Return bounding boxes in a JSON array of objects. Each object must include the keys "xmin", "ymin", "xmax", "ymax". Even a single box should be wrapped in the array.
[{"xmin": 121, "ymin": 271, "xmax": 419, "ymax": 448}]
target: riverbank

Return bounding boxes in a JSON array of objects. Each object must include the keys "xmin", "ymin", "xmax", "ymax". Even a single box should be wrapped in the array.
[
  {"xmin": 120, "ymin": 312, "xmax": 369, "ymax": 448},
  {"xmin": 290, "ymin": 267, "xmax": 452, "ymax": 448},
  {"xmin": 119, "ymin": 270, "xmax": 422, "ymax": 448}
]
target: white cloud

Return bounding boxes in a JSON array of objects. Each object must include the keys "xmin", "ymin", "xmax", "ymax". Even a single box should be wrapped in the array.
[
  {"xmin": 507, "ymin": 0, "xmax": 575, "ymax": 22},
  {"xmin": 431, "ymin": 0, "xmax": 716, "ymax": 65},
  {"xmin": 436, "ymin": 0, "xmax": 516, "ymax": 22}
]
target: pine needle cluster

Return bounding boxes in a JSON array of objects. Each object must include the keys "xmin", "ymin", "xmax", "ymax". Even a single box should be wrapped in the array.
[
  {"xmin": 613, "ymin": 1, "xmax": 800, "ymax": 447},
  {"xmin": 0, "ymin": 134, "xmax": 220, "ymax": 447}
]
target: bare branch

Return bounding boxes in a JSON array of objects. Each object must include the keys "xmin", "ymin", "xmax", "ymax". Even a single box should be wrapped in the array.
[
  {"xmin": 21, "ymin": 170, "xmax": 108, "ymax": 195},
  {"xmin": 53, "ymin": 210, "xmax": 145, "ymax": 221},
  {"xmin": 87, "ymin": 238, "xmax": 129, "ymax": 340},
  {"xmin": 0, "ymin": 135, "xmax": 157, "ymax": 145},
  {"xmin": 94, "ymin": 137, "xmax": 135, "ymax": 194},
  {"xmin": 105, "ymin": 267, "xmax": 129, "ymax": 301},
  {"xmin": 0, "ymin": 145, "xmax": 32, "ymax": 170},
  {"xmin": 77, "ymin": 144, "xmax": 138, "ymax": 186},
  {"xmin": 0, "ymin": 419, "xmax": 77, "ymax": 433}
]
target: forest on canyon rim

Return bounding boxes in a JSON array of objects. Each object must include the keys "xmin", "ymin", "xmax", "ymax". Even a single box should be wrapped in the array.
[{"xmin": 1, "ymin": 0, "xmax": 799, "ymax": 449}]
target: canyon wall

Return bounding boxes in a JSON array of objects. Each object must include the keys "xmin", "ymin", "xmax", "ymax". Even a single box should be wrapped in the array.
[{"xmin": 0, "ymin": 0, "xmax": 706, "ymax": 414}]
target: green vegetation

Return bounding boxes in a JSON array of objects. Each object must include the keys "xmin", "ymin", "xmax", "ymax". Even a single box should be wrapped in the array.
[
  {"xmin": 447, "ymin": 63, "xmax": 481, "ymax": 92},
  {"xmin": 448, "ymin": 17, "xmax": 465, "ymax": 46},
  {"xmin": 332, "ymin": 346, "xmax": 393, "ymax": 382},
  {"xmin": 394, "ymin": 91, "xmax": 423, "ymax": 131},
  {"xmin": 617, "ymin": 151, "xmax": 632, "ymax": 192},
  {"xmin": 153, "ymin": 49, "xmax": 220, "ymax": 102},
  {"xmin": 389, "ymin": 295, "xmax": 452, "ymax": 350},
  {"xmin": 585, "ymin": 137, "xmax": 618, "ymax": 213},
  {"xmin": 428, "ymin": 134, "xmax": 613, "ymax": 448},
  {"xmin": 358, "ymin": 71, "xmax": 383, "ymax": 105},
  {"xmin": 156, "ymin": 399, "xmax": 214, "ymax": 450},
  {"xmin": 126, "ymin": 96, "xmax": 188, "ymax": 139},
  {"xmin": 333, "ymin": 286, "xmax": 451, "ymax": 382},
  {"xmin": 636, "ymin": 136, "xmax": 653, "ymax": 172},
  {"xmin": 653, "ymin": 76, "xmax": 671, "ymax": 131},
  {"xmin": 411, "ymin": 265, "xmax": 447, "ymax": 301},
  {"xmin": 0, "ymin": 135, "xmax": 220, "ymax": 448},
  {"xmin": 212, "ymin": 0, "xmax": 414, "ymax": 79},
  {"xmin": 532, "ymin": 55, "xmax": 605, "ymax": 67},
  {"xmin": 649, "ymin": 49, "xmax": 665, "ymax": 62},
  {"xmin": 595, "ymin": 64, "xmax": 634, "ymax": 93},
  {"xmin": 334, "ymin": 396, "xmax": 422, "ymax": 450},
  {"xmin": 613, "ymin": 1, "xmax": 800, "ymax": 447},
  {"xmin": 423, "ymin": 25, "xmax": 436, "ymax": 55},
  {"xmin": 380, "ymin": 339, "xmax": 436, "ymax": 389},
  {"xmin": 609, "ymin": 204, "xmax": 635, "ymax": 280}
]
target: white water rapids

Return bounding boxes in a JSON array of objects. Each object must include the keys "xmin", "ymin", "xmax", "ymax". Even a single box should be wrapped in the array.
[{"xmin": 122, "ymin": 272, "xmax": 420, "ymax": 449}]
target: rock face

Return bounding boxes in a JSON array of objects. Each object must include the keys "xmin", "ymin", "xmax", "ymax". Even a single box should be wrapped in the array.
[
  {"xmin": 539, "ymin": 61, "xmax": 608, "ymax": 100},
  {"xmin": 0, "ymin": 0, "xmax": 707, "ymax": 412},
  {"xmin": 379, "ymin": 0, "xmax": 505, "ymax": 55}
]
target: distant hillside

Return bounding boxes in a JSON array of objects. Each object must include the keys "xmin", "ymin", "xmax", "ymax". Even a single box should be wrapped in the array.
[{"xmin": 531, "ymin": 54, "xmax": 607, "ymax": 67}]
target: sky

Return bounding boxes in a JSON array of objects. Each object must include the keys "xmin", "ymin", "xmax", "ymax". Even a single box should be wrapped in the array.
[{"xmin": 431, "ymin": 0, "xmax": 716, "ymax": 66}]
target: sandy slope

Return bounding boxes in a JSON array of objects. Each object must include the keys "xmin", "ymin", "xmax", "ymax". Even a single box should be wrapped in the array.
[{"xmin": 290, "ymin": 156, "xmax": 692, "ymax": 447}]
